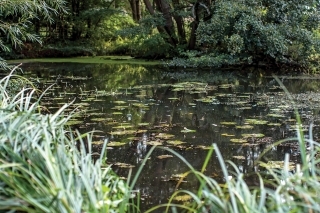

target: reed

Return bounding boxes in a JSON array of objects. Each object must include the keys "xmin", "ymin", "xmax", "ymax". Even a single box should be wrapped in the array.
[{"xmin": 0, "ymin": 68, "xmax": 129, "ymax": 212}]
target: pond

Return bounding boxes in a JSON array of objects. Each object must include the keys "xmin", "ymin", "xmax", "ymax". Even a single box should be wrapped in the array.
[{"xmin": 15, "ymin": 62, "xmax": 320, "ymax": 211}]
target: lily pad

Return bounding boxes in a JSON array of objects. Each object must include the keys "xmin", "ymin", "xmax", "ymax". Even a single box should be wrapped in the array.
[
  {"xmin": 155, "ymin": 133, "xmax": 175, "ymax": 139},
  {"xmin": 245, "ymin": 119, "xmax": 268, "ymax": 125},
  {"xmin": 66, "ymin": 119, "xmax": 83, "ymax": 125},
  {"xmin": 260, "ymin": 161, "xmax": 295, "ymax": 170},
  {"xmin": 110, "ymin": 130, "xmax": 137, "ymax": 135},
  {"xmin": 232, "ymin": 156, "xmax": 246, "ymax": 160},
  {"xmin": 220, "ymin": 122, "xmax": 237, "ymax": 125},
  {"xmin": 107, "ymin": 141, "xmax": 127, "ymax": 147},
  {"xmin": 173, "ymin": 194, "xmax": 192, "ymax": 202},
  {"xmin": 267, "ymin": 113, "xmax": 285, "ymax": 118},
  {"xmin": 230, "ymin": 138, "xmax": 248, "ymax": 143},
  {"xmin": 138, "ymin": 122, "xmax": 150, "ymax": 126},
  {"xmin": 167, "ymin": 140, "xmax": 186, "ymax": 145},
  {"xmin": 181, "ymin": 128, "xmax": 196, "ymax": 133},
  {"xmin": 113, "ymin": 101, "xmax": 127, "ymax": 104},
  {"xmin": 157, "ymin": 154, "xmax": 173, "ymax": 159},
  {"xmin": 221, "ymin": 133, "xmax": 235, "ymax": 137},
  {"xmin": 146, "ymin": 141, "xmax": 163, "ymax": 146},
  {"xmin": 242, "ymin": 133, "xmax": 265, "ymax": 138},
  {"xmin": 236, "ymin": 125, "xmax": 254, "ymax": 129},
  {"xmin": 114, "ymin": 162, "xmax": 135, "ymax": 168}
]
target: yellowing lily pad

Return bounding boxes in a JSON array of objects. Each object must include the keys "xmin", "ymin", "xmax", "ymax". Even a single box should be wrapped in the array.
[
  {"xmin": 114, "ymin": 162, "xmax": 135, "ymax": 168},
  {"xmin": 181, "ymin": 128, "xmax": 196, "ymax": 133},
  {"xmin": 155, "ymin": 133, "xmax": 175, "ymax": 139},
  {"xmin": 167, "ymin": 140, "xmax": 186, "ymax": 145},
  {"xmin": 173, "ymin": 194, "xmax": 192, "ymax": 202},
  {"xmin": 230, "ymin": 138, "xmax": 247, "ymax": 143},
  {"xmin": 157, "ymin": 154, "xmax": 173, "ymax": 159},
  {"xmin": 146, "ymin": 141, "xmax": 163, "ymax": 146},
  {"xmin": 232, "ymin": 156, "xmax": 246, "ymax": 160},
  {"xmin": 260, "ymin": 161, "xmax": 295, "ymax": 170},
  {"xmin": 113, "ymin": 101, "xmax": 127, "ymax": 104},
  {"xmin": 242, "ymin": 133, "xmax": 265, "ymax": 138}
]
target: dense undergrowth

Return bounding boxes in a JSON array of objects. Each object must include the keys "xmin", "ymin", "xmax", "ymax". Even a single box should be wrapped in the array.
[{"xmin": 1, "ymin": 68, "xmax": 320, "ymax": 212}]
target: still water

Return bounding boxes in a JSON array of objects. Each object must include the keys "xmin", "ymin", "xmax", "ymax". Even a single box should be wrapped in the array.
[{"xmin": 19, "ymin": 62, "xmax": 320, "ymax": 211}]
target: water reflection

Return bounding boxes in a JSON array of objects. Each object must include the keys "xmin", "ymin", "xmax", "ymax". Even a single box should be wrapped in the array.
[{"xmin": 19, "ymin": 63, "xmax": 320, "ymax": 212}]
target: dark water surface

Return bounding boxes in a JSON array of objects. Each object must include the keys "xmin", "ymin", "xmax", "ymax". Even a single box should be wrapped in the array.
[{"xmin": 18, "ymin": 62, "xmax": 320, "ymax": 211}]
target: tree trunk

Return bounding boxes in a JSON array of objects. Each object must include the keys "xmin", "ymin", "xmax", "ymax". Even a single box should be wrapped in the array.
[
  {"xmin": 154, "ymin": 0, "xmax": 177, "ymax": 46},
  {"xmin": 143, "ymin": 0, "xmax": 177, "ymax": 46},
  {"xmin": 188, "ymin": 1, "xmax": 212, "ymax": 49},
  {"xmin": 172, "ymin": 0, "xmax": 186, "ymax": 44},
  {"xmin": 128, "ymin": 0, "xmax": 141, "ymax": 21}
]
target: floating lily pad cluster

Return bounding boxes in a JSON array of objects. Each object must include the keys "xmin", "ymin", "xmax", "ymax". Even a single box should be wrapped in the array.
[{"xmin": 24, "ymin": 66, "xmax": 320, "ymax": 192}]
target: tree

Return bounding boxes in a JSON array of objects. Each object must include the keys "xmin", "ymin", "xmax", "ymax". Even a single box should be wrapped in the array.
[
  {"xmin": 168, "ymin": 0, "xmax": 320, "ymax": 69},
  {"xmin": 0, "ymin": 0, "xmax": 66, "ymax": 69}
]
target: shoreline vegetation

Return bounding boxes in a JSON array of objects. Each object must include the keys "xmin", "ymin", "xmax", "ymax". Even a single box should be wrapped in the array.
[
  {"xmin": 7, "ymin": 56, "xmax": 161, "ymax": 66},
  {"xmin": 1, "ymin": 66, "xmax": 320, "ymax": 212}
]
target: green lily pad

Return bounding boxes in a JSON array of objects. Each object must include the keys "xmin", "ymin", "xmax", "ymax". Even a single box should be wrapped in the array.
[
  {"xmin": 220, "ymin": 122, "xmax": 237, "ymax": 125},
  {"xmin": 167, "ymin": 140, "xmax": 186, "ymax": 145},
  {"xmin": 221, "ymin": 133, "xmax": 235, "ymax": 137},
  {"xmin": 107, "ymin": 142, "xmax": 127, "ymax": 147},
  {"xmin": 236, "ymin": 125, "xmax": 254, "ymax": 129},
  {"xmin": 260, "ymin": 161, "xmax": 295, "ymax": 170},
  {"xmin": 245, "ymin": 119, "xmax": 268, "ymax": 125},
  {"xmin": 138, "ymin": 122, "xmax": 150, "ymax": 126},
  {"xmin": 110, "ymin": 130, "xmax": 137, "ymax": 135},
  {"xmin": 91, "ymin": 118, "xmax": 107, "ymax": 122},
  {"xmin": 267, "ymin": 113, "xmax": 285, "ymax": 118},
  {"xmin": 66, "ymin": 120, "xmax": 83, "ymax": 125}
]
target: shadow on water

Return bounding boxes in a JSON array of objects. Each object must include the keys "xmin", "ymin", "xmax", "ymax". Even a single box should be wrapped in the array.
[{"xmin": 15, "ymin": 62, "xmax": 320, "ymax": 212}]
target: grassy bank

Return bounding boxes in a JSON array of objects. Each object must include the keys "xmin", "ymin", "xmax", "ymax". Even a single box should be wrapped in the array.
[{"xmin": 7, "ymin": 56, "xmax": 160, "ymax": 66}]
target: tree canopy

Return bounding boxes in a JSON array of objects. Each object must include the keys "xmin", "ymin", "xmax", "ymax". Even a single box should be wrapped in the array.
[
  {"xmin": 1, "ymin": 0, "xmax": 320, "ymax": 71},
  {"xmin": 0, "ymin": 0, "xmax": 66, "ymax": 69}
]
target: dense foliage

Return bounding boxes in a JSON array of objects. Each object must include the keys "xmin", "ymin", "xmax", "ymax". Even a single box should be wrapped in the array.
[
  {"xmin": 1, "ymin": 0, "xmax": 320, "ymax": 70},
  {"xmin": 167, "ymin": 0, "xmax": 320, "ymax": 70},
  {"xmin": 0, "ymin": 0, "xmax": 66, "ymax": 69}
]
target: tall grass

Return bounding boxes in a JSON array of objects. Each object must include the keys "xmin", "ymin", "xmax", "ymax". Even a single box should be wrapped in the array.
[
  {"xmin": 144, "ymin": 77, "xmax": 320, "ymax": 213},
  {"xmin": 0, "ymin": 68, "xmax": 130, "ymax": 212}
]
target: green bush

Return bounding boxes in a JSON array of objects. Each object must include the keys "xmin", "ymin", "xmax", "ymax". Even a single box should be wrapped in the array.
[{"xmin": 173, "ymin": 0, "xmax": 320, "ymax": 70}]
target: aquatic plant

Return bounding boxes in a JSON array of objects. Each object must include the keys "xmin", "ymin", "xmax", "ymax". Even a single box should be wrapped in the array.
[
  {"xmin": 0, "ymin": 68, "xmax": 130, "ymax": 212},
  {"xmin": 143, "ymin": 77, "xmax": 320, "ymax": 213}
]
